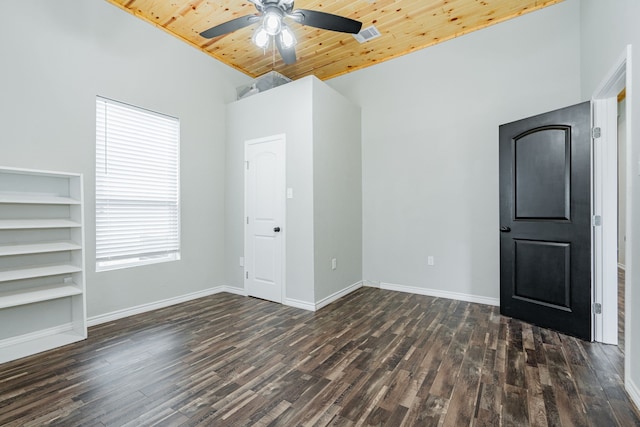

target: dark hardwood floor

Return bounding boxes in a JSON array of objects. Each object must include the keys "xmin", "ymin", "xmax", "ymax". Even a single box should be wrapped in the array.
[{"xmin": 1, "ymin": 288, "xmax": 639, "ymax": 426}]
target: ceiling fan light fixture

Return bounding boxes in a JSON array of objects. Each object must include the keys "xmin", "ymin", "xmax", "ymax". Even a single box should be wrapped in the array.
[
  {"xmin": 200, "ymin": 0, "xmax": 363, "ymax": 65},
  {"xmin": 263, "ymin": 10, "xmax": 282, "ymax": 36},
  {"xmin": 253, "ymin": 27, "xmax": 270, "ymax": 49},
  {"xmin": 279, "ymin": 25, "xmax": 297, "ymax": 48}
]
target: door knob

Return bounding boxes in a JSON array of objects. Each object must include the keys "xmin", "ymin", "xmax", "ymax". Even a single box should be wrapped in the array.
[
  {"xmin": 500, "ymin": 226, "xmax": 511, "ymax": 232},
  {"xmin": 274, "ymin": 227, "xmax": 281, "ymax": 232}
]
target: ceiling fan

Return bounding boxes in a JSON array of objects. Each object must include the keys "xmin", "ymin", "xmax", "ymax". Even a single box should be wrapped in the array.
[{"xmin": 199, "ymin": 0, "xmax": 363, "ymax": 65}]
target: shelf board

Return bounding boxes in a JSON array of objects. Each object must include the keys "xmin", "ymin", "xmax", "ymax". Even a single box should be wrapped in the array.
[
  {"xmin": 0, "ymin": 193, "xmax": 81, "ymax": 205},
  {"xmin": 0, "ymin": 330, "xmax": 86, "ymax": 364},
  {"xmin": 0, "ymin": 264, "xmax": 82, "ymax": 282},
  {"xmin": 0, "ymin": 219, "xmax": 81, "ymax": 230},
  {"xmin": 0, "ymin": 241, "xmax": 82, "ymax": 257},
  {"xmin": 0, "ymin": 283, "xmax": 82, "ymax": 309}
]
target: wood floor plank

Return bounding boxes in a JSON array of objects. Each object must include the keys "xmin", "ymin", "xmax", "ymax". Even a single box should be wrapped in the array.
[{"xmin": 0, "ymin": 288, "xmax": 638, "ymax": 426}]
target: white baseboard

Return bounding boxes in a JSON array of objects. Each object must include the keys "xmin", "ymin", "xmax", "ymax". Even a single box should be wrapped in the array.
[
  {"xmin": 283, "ymin": 297, "xmax": 316, "ymax": 311},
  {"xmin": 284, "ymin": 281, "xmax": 365, "ymax": 312},
  {"xmin": 222, "ymin": 286, "xmax": 248, "ymax": 297},
  {"xmin": 315, "ymin": 281, "xmax": 363, "ymax": 310},
  {"xmin": 362, "ymin": 279, "xmax": 380, "ymax": 288},
  {"xmin": 379, "ymin": 282, "xmax": 500, "ymax": 306},
  {"xmin": 627, "ymin": 377, "xmax": 640, "ymax": 414},
  {"xmin": 87, "ymin": 280, "xmax": 499, "ymax": 326},
  {"xmin": 88, "ymin": 286, "xmax": 228, "ymax": 326}
]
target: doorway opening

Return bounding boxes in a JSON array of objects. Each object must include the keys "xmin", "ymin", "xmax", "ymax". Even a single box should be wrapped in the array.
[
  {"xmin": 591, "ymin": 45, "xmax": 631, "ymax": 385},
  {"xmin": 617, "ymin": 90, "xmax": 627, "ymax": 353}
]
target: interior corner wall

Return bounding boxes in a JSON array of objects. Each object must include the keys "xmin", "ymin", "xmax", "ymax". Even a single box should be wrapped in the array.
[
  {"xmin": 327, "ymin": 0, "xmax": 582, "ymax": 303},
  {"xmin": 579, "ymin": 0, "xmax": 640, "ymax": 408},
  {"xmin": 225, "ymin": 78, "xmax": 316, "ymax": 304},
  {"xmin": 0, "ymin": 1, "xmax": 249, "ymax": 319},
  {"xmin": 311, "ymin": 78, "xmax": 362, "ymax": 302}
]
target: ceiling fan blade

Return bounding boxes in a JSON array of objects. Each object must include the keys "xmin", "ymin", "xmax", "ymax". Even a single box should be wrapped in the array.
[
  {"xmin": 200, "ymin": 14, "xmax": 259, "ymax": 39},
  {"xmin": 290, "ymin": 9, "xmax": 362, "ymax": 34},
  {"xmin": 275, "ymin": 36, "xmax": 297, "ymax": 64}
]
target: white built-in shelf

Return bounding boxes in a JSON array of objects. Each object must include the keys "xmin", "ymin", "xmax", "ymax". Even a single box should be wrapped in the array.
[
  {"xmin": 0, "ymin": 264, "xmax": 82, "ymax": 283},
  {"xmin": 0, "ymin": 166, "xmax": 86, "ymax": 364},
  {"xmin": 0, "ymin": 283, "xmax": 82, "ymax": 309},
  {"xmin": 0, "ymin": 241, "xmax": 81, "ymax": 257},
  {"xmin": 0, "ymin": 193, "xmax": 81, "ymax": 205},
  {"xmin": 0, "ymin": 219, "xmax": 81, "ymax": 230}
]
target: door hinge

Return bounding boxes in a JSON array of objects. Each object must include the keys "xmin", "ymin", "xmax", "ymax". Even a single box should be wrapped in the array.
[
  {"xmin": 245, "ymin": 271, "xmax": 249, "ymax": 279},
  {"xmin": 246, "ymin": 216, "xmax": 249, "ymax": 224},
  {"xmin": 246, "ymin": 161, "xmax": 250, "ymax": 170},
  {"xmin": 592, "ymin": 127, "xmax": 601, "ymax": 139},
  {"xmin": 593, "ymin": 302, "xmax": 602, "ymax": 314},
  {"xmin": 592, "ymin": 215, "xmax": 602, "ymax": 226}
]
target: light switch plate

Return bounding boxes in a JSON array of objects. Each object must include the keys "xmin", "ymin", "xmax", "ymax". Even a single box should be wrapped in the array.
[{"xmin": 287, "ymin": 188, "xmax": 294, "ymax": 199}]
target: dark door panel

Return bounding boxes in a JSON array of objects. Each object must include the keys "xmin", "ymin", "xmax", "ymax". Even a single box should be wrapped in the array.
[
  {"xmin": 514, "ymin": 127, "xmax": 571, "ymax": 220},
  {"xmin": 513, "ymin": 239, "xmax": 571, "ymax": 308},
  {"xmin": 499, "ymin": 101, "xmax": 591, "ymax": 340}
]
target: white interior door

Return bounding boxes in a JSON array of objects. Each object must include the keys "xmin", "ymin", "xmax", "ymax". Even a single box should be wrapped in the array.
[{"xmin": 245, "ymin": 135, "xmax": 285, "ymax": 303}]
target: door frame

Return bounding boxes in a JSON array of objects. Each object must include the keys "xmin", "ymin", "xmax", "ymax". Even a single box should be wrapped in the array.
[
  {"xmin": 591, "ymin": 46, "xmax": 631, "ymax": 350},
  {"xmin": 244, "ymin": 133, "xmax": 287, "ymax": 303}
]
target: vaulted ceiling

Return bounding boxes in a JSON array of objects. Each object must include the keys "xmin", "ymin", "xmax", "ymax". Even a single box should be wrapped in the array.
[{"xmin": 106, "ymin": 0, "xmax": 563, "ymax": 81}]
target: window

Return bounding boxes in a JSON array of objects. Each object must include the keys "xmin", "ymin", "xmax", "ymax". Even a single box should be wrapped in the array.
[{"xmin": 96, "ymin": 97, "xmax": 180, "ymax": 271}]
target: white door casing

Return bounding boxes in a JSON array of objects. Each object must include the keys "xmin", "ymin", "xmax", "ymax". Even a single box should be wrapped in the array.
[
  {"xmin": 591, "ymin": 46, "xmax": 630, "ymax": 345},
  {"xmin": 244, "ymin": 134, "xmax": 285, "ymax": 303},
  {"xmin": 592, "ymin": 97, "xmax": 619, "ymax": 345}
]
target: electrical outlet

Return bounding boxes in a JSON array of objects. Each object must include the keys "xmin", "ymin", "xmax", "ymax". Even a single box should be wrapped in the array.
[
  {"xmin": 427, "ymin": 256, "xmax": 434, "ymax": 266},
  {"xmin": 331, "ymin": 258, "xmax": 337, "ymax": 270}
]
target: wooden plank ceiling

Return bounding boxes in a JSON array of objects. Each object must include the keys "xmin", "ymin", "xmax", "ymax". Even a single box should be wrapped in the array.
[{"xmin": 106, "ymin": 0, "xmax": 564, "ymax": 81}]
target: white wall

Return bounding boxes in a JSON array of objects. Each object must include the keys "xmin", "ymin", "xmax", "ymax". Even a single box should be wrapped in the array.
[
  {"xmin": 0, "ymin": 1, "xmax": 249, "ymax": 318},
  {"xmin": 580, "ymin": 0, "xmax": 640, "ymax": 408},
  {"xmin": 327, "ymin": 0, "xmax": 582, "ymax": 303},
  {"xmin": 311, "ymin": 78, "xmax": 362, "ymax": 302},
  {"xmin": 226, "ymin": 76, "xmax": 362, "ymax": 306},
  {"xmin": 226, "ymin": 78, "xmax": 316, "ymax": 304}
]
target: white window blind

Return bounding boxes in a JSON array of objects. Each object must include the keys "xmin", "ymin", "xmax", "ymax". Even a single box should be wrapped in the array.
[{"xmin": 96, "ymin": 97, "xmax": 180, "ymax": 271}]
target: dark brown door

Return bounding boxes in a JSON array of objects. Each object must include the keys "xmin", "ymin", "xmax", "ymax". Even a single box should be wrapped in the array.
[{"xmin": 499, "ymin": 102, "xmax": 591, "ymax": 340}]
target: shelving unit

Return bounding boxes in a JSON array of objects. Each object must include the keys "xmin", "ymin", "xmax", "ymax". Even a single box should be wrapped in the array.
[
  {"xmin": 0, "ymin": 219, "xmax": 81, "ymax": 230},
  {"xmin": 0, "ymin": 167, "xmax": 86, "ymax": 364}
]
